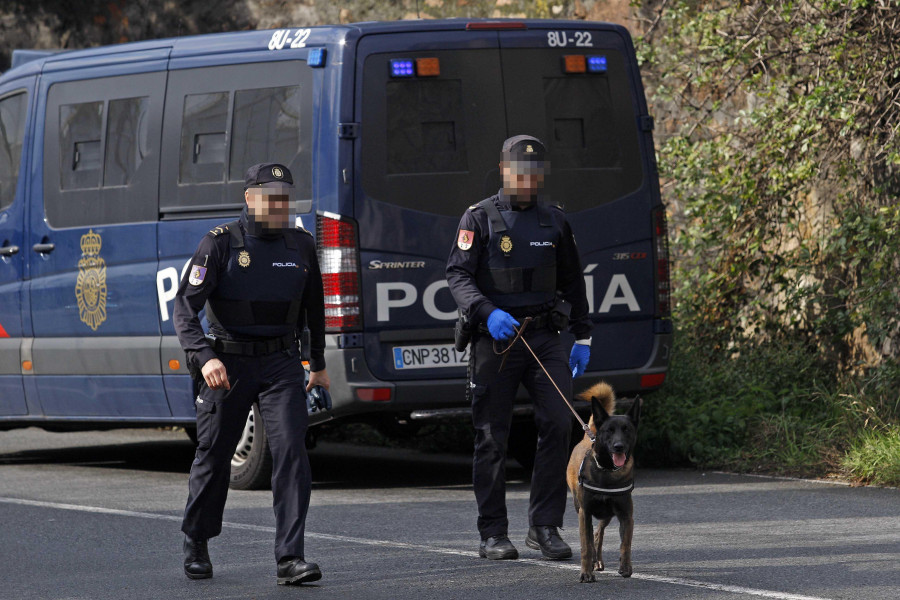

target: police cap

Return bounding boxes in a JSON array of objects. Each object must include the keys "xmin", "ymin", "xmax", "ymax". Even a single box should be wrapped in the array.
[
  {"xmin": 244, "ymin": 163, "xmax": 294, "ymax": 188},
  {"xmin": 501, "ymin": 135, "xmax": 546, "ymax": 162}
]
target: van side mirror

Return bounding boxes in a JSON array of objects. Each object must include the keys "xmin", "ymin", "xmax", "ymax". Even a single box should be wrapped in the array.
[{"xmin": 295, "ymin": 199, "xmax": 313, "ymax": 214}]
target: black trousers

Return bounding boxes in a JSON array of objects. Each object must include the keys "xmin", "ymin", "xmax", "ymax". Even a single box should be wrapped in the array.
[
  {"xmin": 469, "ymin": 327, "xmax": 572, "ymax": 539},
  {"xmin": 181, "ymin": 350, "xmax": 311, "ymax": 562}
]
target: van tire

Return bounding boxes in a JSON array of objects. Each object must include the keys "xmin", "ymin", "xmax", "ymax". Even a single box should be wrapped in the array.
[{"xmin": 230, "ymin": 403, "xmax": 273, "ymax": 490}]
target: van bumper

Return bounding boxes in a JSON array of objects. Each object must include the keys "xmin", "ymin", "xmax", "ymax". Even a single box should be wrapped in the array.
[{"xmin": 315, "ymin": 331, "xmax": 671, "ymax": 426}]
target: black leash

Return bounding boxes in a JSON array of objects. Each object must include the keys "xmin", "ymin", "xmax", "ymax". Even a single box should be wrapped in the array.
[{"xmin": 493, "ymin": 319, "xmax": 595, "ymax": 443}]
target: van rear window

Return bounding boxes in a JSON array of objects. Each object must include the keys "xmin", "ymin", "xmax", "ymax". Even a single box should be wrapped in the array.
[{"xmin": 361, "ymin": 46, "xmax": 644, "ymax": 217}]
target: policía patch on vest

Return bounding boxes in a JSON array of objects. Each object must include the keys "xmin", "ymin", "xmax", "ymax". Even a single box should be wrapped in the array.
[
  {"xmin": 457, "ymin": 229, "xmax": 474, "ymax": 251},
  {"xmin": 500, "ymin": 235, "xmax": 513, "ymax": 255},
  {"xmin": 188, "ymin": 265, "xmax": 207, "ymax": 286}
]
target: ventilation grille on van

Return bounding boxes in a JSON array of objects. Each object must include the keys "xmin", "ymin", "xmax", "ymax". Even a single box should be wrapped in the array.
[{"xmin": 316, "ymin": 213, "xmax": 361, "ymax": 331}]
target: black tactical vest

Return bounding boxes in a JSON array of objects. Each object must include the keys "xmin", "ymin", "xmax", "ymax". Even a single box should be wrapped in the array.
[
  {"xmin": 475, "ymin": 197, "xmax": 560, "ymax": 310},
  {"xmin": 206, "ymin": 217, "xmax": 310, "ymax": 340}
]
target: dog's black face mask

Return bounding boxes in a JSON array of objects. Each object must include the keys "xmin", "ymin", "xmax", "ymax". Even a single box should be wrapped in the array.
[{"xmin": 591, "ymin": 398, "xmax": 641, "ymax": 469}]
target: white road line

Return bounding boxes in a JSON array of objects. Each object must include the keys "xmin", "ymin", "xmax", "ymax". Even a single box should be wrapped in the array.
[{"xmin": 0, "ymin": 496, "xmax": 831, "ymax": 600}]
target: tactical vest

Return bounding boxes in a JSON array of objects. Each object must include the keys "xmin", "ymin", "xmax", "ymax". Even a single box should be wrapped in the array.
[
  {"xmin": 475, "ymin": 197, "xmax": 560, "ymax": 310},
  {"xmin": 206, "ymin": 219, "xmax": 310, "ymax": 339}
]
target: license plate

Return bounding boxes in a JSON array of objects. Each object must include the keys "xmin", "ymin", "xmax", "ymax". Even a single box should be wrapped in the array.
[{"xmin": 392, "ymin": 344, "xmax": 468, "ymax": 370}]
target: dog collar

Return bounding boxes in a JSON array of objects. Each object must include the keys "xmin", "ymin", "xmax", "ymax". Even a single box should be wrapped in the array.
[{"xmin": 578, "ymin": 452, "xmax": 634, "ymax": 495}]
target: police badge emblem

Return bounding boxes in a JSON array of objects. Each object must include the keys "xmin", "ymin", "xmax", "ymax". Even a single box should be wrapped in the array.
[
  {"xmin": 500, "ymin": 235, "xmax": 513, "ymax": 255},
  {"xmin": 457, "ymin": 229, "xmax": 474, "ymax": 251},
  {"xmin": 188, "ymin": 265, "xmax": 207, "ymax": 286},
  {"xmin": 74, "ymin": 229, "xmax": 107, "ymax": 331},
  {"xmin": 238, "ymin": 250, "xmax": 251, "ymax": 268},
  {"xmin": 272, "ymin": 166, "xmax": 283, "ymax": 179}
]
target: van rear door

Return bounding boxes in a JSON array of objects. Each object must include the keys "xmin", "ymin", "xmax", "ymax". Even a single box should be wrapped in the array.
[
  {"xmin": 0, "ymin": 83, "xmax": 32, "ymax": 417},
  {"xmin": 353, "ymin": 24, "xmax": 657, "ymax": 384},
  {"xmin": 354, "ymin": 31, "xmax": 508, "ymax": 381}
]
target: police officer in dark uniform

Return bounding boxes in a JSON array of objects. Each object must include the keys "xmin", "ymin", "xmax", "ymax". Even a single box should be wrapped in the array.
[
  {"xmin": 174, "ymin": 163, "xmax": 328, "ymax": 586},
  {"xmin": 446, "ymin": 136, "xmax": 592, "ymax": 561}
]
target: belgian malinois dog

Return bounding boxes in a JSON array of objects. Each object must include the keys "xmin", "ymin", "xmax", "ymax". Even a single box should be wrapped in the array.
[{"xmin": 566, "ymin": 382, "xmax": 641, "ymax": 583}]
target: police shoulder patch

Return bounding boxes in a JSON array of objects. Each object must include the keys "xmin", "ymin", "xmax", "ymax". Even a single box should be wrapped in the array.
[
  {"xmin": 295, "ymin": 225, "xmax": 313, "ymax": 236},
  {"xmin": 468, "ymin": 203, "xmax": 481, "ymax": 211},
  {"xmin": 209, "ymin": 224, "xmax": 229, "ymax": 236}
]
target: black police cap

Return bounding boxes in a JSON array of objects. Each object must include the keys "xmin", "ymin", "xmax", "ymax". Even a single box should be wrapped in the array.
[
  {"xmin": 244, "ymin": 163, "xmax": 294, "ymax": 188},
  {"xmin": 501, "ymin": 135, "xmax": 546, "ymax": 162}
]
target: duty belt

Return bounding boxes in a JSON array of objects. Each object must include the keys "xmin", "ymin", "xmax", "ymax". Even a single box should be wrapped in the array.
[
  {"xmin": 477, "ymin": 312, "xmax": 552, "ymax": 334},
  {"xmin": 207, "ymin": 332, "xmax": 296, "ymax": 356}
]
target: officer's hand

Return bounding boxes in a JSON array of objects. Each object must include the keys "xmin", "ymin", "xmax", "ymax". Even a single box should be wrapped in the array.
[
  {"xmin": 201, "ymin": 358, "xmax": 230, "ymax": 390},
  {"xmin": 307, "ymin": 368, "xmax": 330, "ymax": 392},
  {"xmin": 569, "ymin": 343, "xmax": 590, "ymax": 378},
  {"xmin": 487, "ymin": 309, "xmax": 520, "ymax": 341}
]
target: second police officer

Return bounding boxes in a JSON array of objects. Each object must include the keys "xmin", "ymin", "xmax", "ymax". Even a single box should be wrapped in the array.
[
  {"xmin": 446, "ymin": 136, "xmax": 592, "ymax": 561},
  {"xmin": 173, "ymin": 163, "xmax": 328, "ymax": 586}
]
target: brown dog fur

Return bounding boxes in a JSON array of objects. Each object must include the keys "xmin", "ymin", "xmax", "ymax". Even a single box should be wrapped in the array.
[{"xmin": 567, "ymin": 382, "xmax": 639, "ymax": 582}]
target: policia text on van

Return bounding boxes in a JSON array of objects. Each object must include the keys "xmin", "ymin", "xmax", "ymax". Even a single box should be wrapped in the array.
[{"xmin": 0, "ymin": 19, "xmax": 670, "ymax": 488}]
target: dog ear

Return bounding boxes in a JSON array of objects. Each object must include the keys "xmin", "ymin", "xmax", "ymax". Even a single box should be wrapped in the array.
[
  {"xmin": 627, "ymin": 396, "xmax": 642, "ymax": 427},
  {"xmin": 591, "ymin": 395, "xmax": 611, "ymax": 427}
]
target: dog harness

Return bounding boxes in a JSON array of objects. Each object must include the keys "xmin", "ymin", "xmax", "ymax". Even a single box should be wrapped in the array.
[{"xmin": 578, "ymin": 452, "xmax": 634, "ymax": 496}]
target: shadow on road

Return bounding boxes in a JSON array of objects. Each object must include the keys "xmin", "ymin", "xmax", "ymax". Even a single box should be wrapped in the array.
[{"xmin": 0, "ymin": 430, "xmax": 527, "ymax": 489}]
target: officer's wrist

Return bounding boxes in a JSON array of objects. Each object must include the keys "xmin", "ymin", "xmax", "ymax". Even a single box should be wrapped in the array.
[{"xmin": 575, "ymin": 338, "xmax": 591, "ymax": 346}]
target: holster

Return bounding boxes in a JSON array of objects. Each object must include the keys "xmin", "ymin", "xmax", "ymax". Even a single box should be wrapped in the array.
[
  {"xmin": 454, "ymin": 309, "xmax": 474, "ymax": 352},
  {"xmin": 550, "ymin": 298, "xmax": 572, "ymax": 331}
]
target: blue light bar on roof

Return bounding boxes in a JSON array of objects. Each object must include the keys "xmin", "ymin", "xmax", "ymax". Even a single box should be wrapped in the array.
[
  {"xmin": 390, "ymin": 59, "xmax": 415, "ymax": 78},
  {"xmin": 587, "ymin": 55, "xmax": 607, "ymax": 73},
  {"xmin": 307, "ymin": 47, "xmax": 326, "ymax": 68}
]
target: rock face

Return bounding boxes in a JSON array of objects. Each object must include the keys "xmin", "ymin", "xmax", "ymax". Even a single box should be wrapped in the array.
[{"xmin": 0, "ymin": 0, "xmax": 639, "ymax": 71}]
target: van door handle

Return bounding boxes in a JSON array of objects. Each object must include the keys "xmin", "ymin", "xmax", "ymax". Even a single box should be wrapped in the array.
[
  {"xmin": 33, "ymin": 243, "xmax": 56, "ymax": 254},
  {"xmin": 0, "ymin": 245, "xmax": 20, "ymax": 256}
]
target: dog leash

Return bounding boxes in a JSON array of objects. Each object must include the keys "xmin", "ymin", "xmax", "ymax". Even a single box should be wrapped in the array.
[{"xmin": 494, "ymin": 319, "xmax": 595, "ymax": 443}]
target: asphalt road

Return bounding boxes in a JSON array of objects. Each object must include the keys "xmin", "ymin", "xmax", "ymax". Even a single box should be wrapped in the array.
[{"xmin": 0, "ymin": 428, "xmax": 897, "ymax": 600}]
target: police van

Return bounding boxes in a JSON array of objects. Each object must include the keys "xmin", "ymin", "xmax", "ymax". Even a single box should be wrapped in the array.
[{"xmin": 0, "ymin": 19, "xmax": 670, "ymax": 487}]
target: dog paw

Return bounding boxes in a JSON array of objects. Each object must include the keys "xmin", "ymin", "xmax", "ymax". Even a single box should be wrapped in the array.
[
  {"xmin": 594, "ymin": 560, "xmax": 604, "ymax": 572},
  {"xmin": 579, "ymin": 572, "xmax": 596, "ymax": 583},
  {"xmin": 618, "ymin": 563, "xmax": 632, "ymax": 578}
]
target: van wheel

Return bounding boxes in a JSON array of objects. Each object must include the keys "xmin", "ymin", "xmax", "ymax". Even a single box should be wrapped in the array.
[{"xmin": 230, "ymin": 403, "xmax": 273, "ymax": 490}]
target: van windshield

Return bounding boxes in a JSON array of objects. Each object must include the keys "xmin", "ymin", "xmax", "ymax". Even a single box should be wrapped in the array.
[{"xmin": 361, "ymin": 46, "xmax": 644, "ymax": 217}]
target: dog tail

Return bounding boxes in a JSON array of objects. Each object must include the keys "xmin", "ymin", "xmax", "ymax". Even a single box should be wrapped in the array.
[{"xmin": 577, "ymin": 381, "xmax": 616, "ymax": 434}]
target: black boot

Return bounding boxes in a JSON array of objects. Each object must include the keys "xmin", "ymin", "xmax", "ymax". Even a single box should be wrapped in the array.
[
  {"xmin": 525, "ymin": 526, "xmax": 572, "ymax": 560},
  {"xmin": 277, "ymin": 557, "xmax": 322, "ymax": 586},
  {"xmin": 183, "ymin": 536, "xmax": 213, "ymax": 579},
  {"xmin": 479, "ymin": 535, "xmax": 519, "ymax": 560}
]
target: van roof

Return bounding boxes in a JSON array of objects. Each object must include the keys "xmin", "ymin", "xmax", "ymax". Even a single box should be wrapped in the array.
[{"xmin": 2, "ymin": 18, "xmax": 627, "ymax": 79}]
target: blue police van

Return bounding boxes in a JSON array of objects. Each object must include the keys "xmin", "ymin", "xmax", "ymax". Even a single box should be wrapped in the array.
[{"xmin": 0, "ymin": 19, "xmax": 670, "ymax": 487}]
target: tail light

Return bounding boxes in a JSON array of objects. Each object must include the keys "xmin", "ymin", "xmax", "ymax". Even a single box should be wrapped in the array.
[
  {"xmin": 652, "ymin": 206, "xmax": 671, "ymax": 318},
  {"xmin": 316, "ymin": 212, "xmax": 361, "ymax": 331}
]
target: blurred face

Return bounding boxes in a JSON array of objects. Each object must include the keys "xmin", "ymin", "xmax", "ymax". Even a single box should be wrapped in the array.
[
  {"xmin": 501, "ymin": 159, "xmax": 547, "ymax": 208},
  {"xmin": 244, "ymin": 185, "xmax": 294, "ymax": 233}
]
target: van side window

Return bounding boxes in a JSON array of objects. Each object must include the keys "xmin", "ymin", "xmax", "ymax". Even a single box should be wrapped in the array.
[
  {"xmin": 104, "ymin": 97, "xmax": 150, "ymax": 187},
  {"xmin": 230, "ymin": 86, "xmax": 302, "ymax": 182},
  {"xmin": 44, "ymin": 72, "xmax": 165, "ymax": 228},
  {"xmin": 0, "ymin": 91, "xmax": 27, "ymax": 212},
  {"xmin": 180, "ymin": 92, "xmax": 228, "ymax": 184},
  {"xmin": 161, "ymin": 61, "xmax": 313, "ymax": 216},
  {"xmin": 59, "ymin": 101, "xmax": 103, "ymax": 190}
]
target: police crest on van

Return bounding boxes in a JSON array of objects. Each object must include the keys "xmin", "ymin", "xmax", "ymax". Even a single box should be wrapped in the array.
[{"xmin": 74, "ymin": 229, "xmax": 108, "ymax": 331}]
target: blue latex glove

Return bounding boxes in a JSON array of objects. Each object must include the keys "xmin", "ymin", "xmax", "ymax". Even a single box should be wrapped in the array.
[
  {"xmin": 569, "ymin": 343, "xmax": 590, "ymax": 378},
  {"xmin": 486, "ymin": 309, "xmax": 520, "ymax": 341}
]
